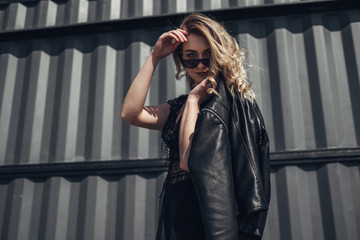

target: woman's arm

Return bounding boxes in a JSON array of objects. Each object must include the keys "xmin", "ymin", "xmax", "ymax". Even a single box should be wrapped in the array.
[
  {"xmin": 121, "ymin": 52, "xmax": 168, "ymax": 130},
  {"xmin": 179, "ymin": 78, "xmax": 210, "ymax": 171},
  {"xmin": 121, "ymin": 29, "xmax": 188, "ymax": 130},
  {"xmin": 179, "ymin": 98, "xmax": 200, "ymax": 171}
]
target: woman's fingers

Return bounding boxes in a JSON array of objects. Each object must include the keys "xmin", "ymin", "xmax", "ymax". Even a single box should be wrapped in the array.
[
  {"xmin": 152, "ymin": 29, "xmax": 188, "ymax": 59},
  {"xmin": 159, "ymin": 29, "xmax": 188, "ymax": 45},
  {"xmin": 167, "ymin": 33, "xmax": 180, "ymax": 42},
  {"xmin": 169, "ymin": 29, "xmax": 188, "ymax": 44},
  {"xmin": 178, "ymin": 29, "xmax": 189, "ymax": 35},
  {"xmin": 175, "ymin": 29, "xmax": 188, "ymax": 42},
  {"xmin": 200, "ymin": 77, "xmax": 209, "ymax": 88},
  {"xmin": 191, "ymin": 78, "xmax": 210, "ymax": 96}
]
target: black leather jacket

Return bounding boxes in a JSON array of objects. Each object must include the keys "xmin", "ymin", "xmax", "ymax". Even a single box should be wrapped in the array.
[{"xmin": 188, "ymin": 76, "xmax": 271, "ymax": 239}]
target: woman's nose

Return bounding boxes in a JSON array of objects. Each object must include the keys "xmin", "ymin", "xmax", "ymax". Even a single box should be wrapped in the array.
[{"xmin": 197, "ymin": 61, "xmax": 206, "ymax": 68}]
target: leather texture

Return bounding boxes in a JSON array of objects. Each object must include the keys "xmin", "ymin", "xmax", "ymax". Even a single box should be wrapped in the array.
[{"xmin": 188, "ymin": 75, "xmax": 271, "ymax": 240}]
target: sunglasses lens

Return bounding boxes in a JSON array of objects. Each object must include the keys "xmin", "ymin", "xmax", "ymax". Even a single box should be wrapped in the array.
[
  {"xmin": 181, "ymin": 58, "xmax": 210, "ymax": 69},
  {"xmin": 182, "ymin": 59, "xmax": 199, "ymax": 68},
  {"xmin": 202, "ymin": 58, "xmax": 210, "ymax": 67}
]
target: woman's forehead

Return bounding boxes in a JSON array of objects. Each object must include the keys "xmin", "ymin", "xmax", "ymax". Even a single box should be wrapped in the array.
[{"xmin": 182, "ymin": 33, "xmax": 210, "ymax": 52}]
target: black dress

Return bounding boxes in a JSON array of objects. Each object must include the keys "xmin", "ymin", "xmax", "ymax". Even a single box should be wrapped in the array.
[{"xmin": 156, "ymin": 95, "xmax": 206, "ymax": 240}]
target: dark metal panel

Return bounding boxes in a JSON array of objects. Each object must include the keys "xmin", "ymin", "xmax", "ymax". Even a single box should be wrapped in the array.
[
  {"xmin": 0, "ymin": 163, "xmax": 359, "ymax": 239},
  {"xmin": 343, "ymin": 10, "xmax": 360, "ymax": 144},
  {"xmin": 0, "ymin": 173, "xmax": 166, "ymax": 240},
  {"xmin": 236, "ymin": 10, "xmax": 360, "ymax": 152},
  {"xmin": 1, "ymin": 3, "xmax": 24, "ymax": 30},
  {"xmin": 263, "ymin": 162, "xmax": 360, "ymax": 240},
  {"xmin": 3, "ymin": 1, "xmax": 360, "ymax": 43},
  {"xmin": 0, "ymin": 0, "xmax": 346, "ymax": 32},
  {"xmin": 0, "ymin": 3, "xmax": 360, "ymax": 240},
  {"xmin": 1, "ymin": 10, "xmax": 360, "ymax": 164},
  {"xmin": 0, "ymin": 49, "xmax": 17, "ymax": 165},
  {"xmin": 0, "ymin": 148, "xmax": 359, "ymax": 179}
]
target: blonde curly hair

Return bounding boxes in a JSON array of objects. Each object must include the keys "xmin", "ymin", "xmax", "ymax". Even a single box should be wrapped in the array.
[{"xmin": 173, "ymin": 13, "xmax": 255, "ymax": 101}]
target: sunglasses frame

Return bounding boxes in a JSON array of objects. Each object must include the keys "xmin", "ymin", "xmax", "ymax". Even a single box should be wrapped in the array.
[{"xmin": 180, "ymin": 58, "xmax": 210, "ymax": 69}]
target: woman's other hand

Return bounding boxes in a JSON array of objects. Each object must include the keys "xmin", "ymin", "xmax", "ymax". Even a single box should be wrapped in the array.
[
  {"xmin": 152, "ymin": 29, "xmax": 188, "ymax": 61},
  {"xmin": 179, "ymin": 78, "xmax": 212, "ymax": 172},
  {"xmin": 187, "ymin": 77, "xmax": 211, "ymax": 105}
]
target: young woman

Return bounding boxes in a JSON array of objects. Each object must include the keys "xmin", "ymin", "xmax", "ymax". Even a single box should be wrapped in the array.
[{"xmin": 121, "ymin": 13, "xmax": 270, "ymax": 240}]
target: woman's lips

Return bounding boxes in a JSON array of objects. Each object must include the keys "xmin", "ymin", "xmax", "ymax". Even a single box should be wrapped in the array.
[{"xmin": 196, "ymin": 72, "xmax": 208, "ymax": 78}]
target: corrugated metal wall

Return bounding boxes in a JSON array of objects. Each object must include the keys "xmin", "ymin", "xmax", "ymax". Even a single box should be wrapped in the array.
[
  {"xmin": 1, "ymin": 163, "xmax": 359, "ymax": 240},
  {"xmin": 0, "ymin": 174, "xmax": 167, "ymax": 240},
  {"xmin": 0, "ymin": 0, "xmax": 311, "ymax": 31},
  {"xmin": 1, "ymin": 0, "xmax": 360, "ymax": 239}
]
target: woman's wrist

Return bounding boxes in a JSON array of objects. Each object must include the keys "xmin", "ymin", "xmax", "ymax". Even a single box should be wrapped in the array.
[
  {"xmin": 186, "ymin": 97, "xmax": 201, "ymax": 112},
  {"xmin": 186, "ymin": 95, "xmax": 200, "ymax": 105},
  {"xmin": 149, "ymin": 50, "xmax": 162, "ymax": 66}
]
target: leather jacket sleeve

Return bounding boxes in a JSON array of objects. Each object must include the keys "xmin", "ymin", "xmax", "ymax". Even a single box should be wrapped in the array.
[{"xmin": 188, "ymin": 108, "xmax": 238, "ymax": 240}]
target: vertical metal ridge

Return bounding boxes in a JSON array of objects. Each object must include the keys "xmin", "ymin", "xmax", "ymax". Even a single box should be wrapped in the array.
[
  {"xmin": 294, "ymin": 15, "xmax": 317, "ymax": 150},
  {"xmin": 63, "ymin": 41, "xmax": 83, "ymax": 162},
  {"xmin": 64, "ymin": 0, "xmax": 89, "ymax": 25},
  {"xmin": 326, "ymin": 14, "xmax": 357, "ymax": 147},
  {"xmin": 13, "ymin": 45, "xmax": 34, "ymax": 164},
  {"xmin": 137, "ymin": 42, "xmax": 152, "ymax": 159},
  {"xmin": 89, "ymin": 40, "xmax": 107, "ymax": 161},
  {"xmin": 100, "ymin": 43, "xmax": 117, "ymax": 160},
  {"xmin": 133, "ymin": 174, "xmax": 147, "ymax": 239},
  {"xmin": 273, "ymin": 19, "xmax": 299, "ymax": 150},
  {"xmin": 310, "ymin": 14, "xmax": 339, "ymax": 147},
  {"xmin": 29, "ymin": 45, "xmax": 51, "ymax": 164},
  {"xmin": 112, "ymin": 37, "xmax": 126, "ymax": 160},
  {"xmin": 11, "ymin": 179, "xmax": 35, "ymax": 240},
  {"xmin": 121, "ymin": 174, "xmax": 137, "ymax": 239},
  {"xmin": 348, "ymin": 163, "xmax": 360, "ymax": 238},
  {"xmin": 0, "ymin": 179, "xmax": 12, "ymax": 240},
  {"xmin": 266, "ymin": 19, "xmax": 286, "ymax": 151},
  {"xmin": 343, "ymin": 10, "xmax": 360, "ymax": 146},
  {"xmin": 4, "ymin": 2, "xmax": 26, "ymax": 31},
  {"xmin": 325, "ymin": 163, "xmax": 359, "ymax": 239},
  {"xmin": 0, "ymin": 5, "xmax": 4, "ymax": 29},
  {"xmin": 119, "ymin": 41, "xmax": 131, "ymax": 159},
  {"xmin": 53, "ymin": 177, "xmax": 71, "ymax": 240},
  {"xmin": 67, "ymin": 177, "xmax": 84, "ymax": 239},
  {"xmin": 125, "ymin": 41, "xmax": 141, "ymax": 159},
  {"xmin": 39, "ymin": 177, "xmax": 59, "ymax": 240},
  {"xmin": 303, "ymin": 17, "xmax": 328, "ymax": 149},
  {"xmin": 19, "ymin": 47, "xmax": 39, "ymax": 164},
  {"xmin": 37, "ymin": 0, "xmax": 57, "ymax": 28},
  {"xmin": 284, "ymin": 166, "xmax": 323, "ymax": 240},
  {"xmin": 53, "ymin": 41, "xmax": 75, "ymax": 163},
  {"xmin": 0, "ymin": 50, "xmax": 18, "ymax": 165},
  {"xmin": 81, "ymin": 176, "xmax": 98, "ymax": 240}
]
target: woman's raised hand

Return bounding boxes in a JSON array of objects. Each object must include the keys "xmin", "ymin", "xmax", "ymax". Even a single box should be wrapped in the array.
[{"xmin": 152, "ymin": 29, "xmax": 188, "ymax": 60}]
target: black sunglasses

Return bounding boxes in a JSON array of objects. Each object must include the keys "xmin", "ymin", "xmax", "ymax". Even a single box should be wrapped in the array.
[{"xmin": 180, "ymin": 58, "xmax": 210, "ymax": 69}]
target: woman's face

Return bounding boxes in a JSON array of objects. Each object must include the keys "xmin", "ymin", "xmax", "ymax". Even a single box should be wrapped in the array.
[{"xmin": 181, "ymin": 33, "xmax": 211, "ymax": 85}]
